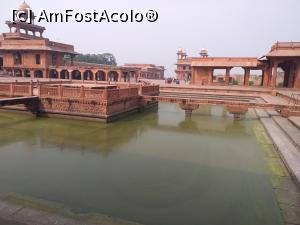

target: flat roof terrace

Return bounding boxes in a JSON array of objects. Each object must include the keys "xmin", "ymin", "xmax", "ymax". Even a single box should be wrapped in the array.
[
  {"xmin": 46, "ymin": 83, "xmax": 118, "ymax": 89},
  {"xmin": 191, "ymin": 57, "xmax": 260, "ymax": 68}
]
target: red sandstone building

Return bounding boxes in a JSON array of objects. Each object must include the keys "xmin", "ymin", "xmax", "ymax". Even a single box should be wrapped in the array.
[
  {"xmin": 176, "ymin": 43, "xmax": 300, "ymax": 89},
  {"xmin": 124, "ymin": 64, "xmax": 165, "ymax": 80},
  {"xmin": 0, "ymin": 2, "xmax": 164, "ymax": 82}
]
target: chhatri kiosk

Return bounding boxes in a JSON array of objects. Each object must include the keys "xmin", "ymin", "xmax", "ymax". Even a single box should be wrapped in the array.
[
  {"xmin": 0, "ymin": 2, "xmax": 164, "ymax": 82},
  {"xmin": 176, "ymin": 42, "xmax": 300, "ymax": 89}
]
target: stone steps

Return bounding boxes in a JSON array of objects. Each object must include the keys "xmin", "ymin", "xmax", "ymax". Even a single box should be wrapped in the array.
[
  {"xmin": 255, "ymin": 109, "xmax": 270, "ymax": 118},
  {"xmin": 160, "ymin": 92, "xmax": 256, "ymax": 102},
  {"xmin": 161, "ymin": 92, "xmax": 257, "ymax": 99},
  {"xmin": 289, "ymin": 116, "xmax": 300, "ymax": 129},
  {"xmin": 260, "ymin": 117, "xmax": 300, "ymax": 185},
  {"xmin": 265, "ymin": 109, "xmax": 280, "ymax": 116},
  {"xmin": 272, "ymin": 116, "xmax": 300, "ymax": 151}
]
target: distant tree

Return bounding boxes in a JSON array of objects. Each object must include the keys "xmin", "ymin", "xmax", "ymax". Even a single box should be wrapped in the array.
[
  {"xmin": 65, "ymin": 53, "xmax": 117, "ymax": 65},
  {"xmin": 232, "ymin": 80, "xmax": 239, "ymax": 85}
]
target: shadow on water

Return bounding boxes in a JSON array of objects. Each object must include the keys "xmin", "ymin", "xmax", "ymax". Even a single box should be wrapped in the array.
[
  {"xmin": 0, "ymin": 104, "xmax": 253, "ymax": 154},
  {"xmin": 0, "ymin": 108, "xmax": 160, "ymax": 155}
]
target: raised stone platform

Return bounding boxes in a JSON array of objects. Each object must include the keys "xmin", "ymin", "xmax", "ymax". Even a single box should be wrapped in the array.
[{"xmin": 0, "ymin": 81, "xmax": 160, "ymax": 122}]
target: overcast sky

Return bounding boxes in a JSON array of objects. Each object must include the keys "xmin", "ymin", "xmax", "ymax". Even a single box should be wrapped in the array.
[{"xmin": 0, "ymin": 0, "xmax": 299, "ymax": 76}]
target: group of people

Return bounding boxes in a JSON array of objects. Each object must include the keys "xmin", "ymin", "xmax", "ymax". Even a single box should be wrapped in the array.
[
  {"xmin": 165, "ymin": 78, "xmax": 180, "ymax": 84},
  {"xmin": 165, "ymin": 78, "xmax": 192, "ymax": 85}
]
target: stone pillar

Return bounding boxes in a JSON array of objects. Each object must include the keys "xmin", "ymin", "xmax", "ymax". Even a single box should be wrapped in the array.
[
  {"xmin": 288, "ymin": 63, "xmax": 295, "ymax": 88},
  {"xmin": 225, "ymin": 68, "xmax": 231, "ymax": 85},
  {"xmin": 191, "ymin": 68, "xmax": 196, "ymax": 85},
  {"xmin": 262, "ymin": 66, "xmax": 270, "ymax": 87},
  {"xmin": 30, "ymin": 70, "xmax": 34, "ymax": 79},
  {"xmin": 57, "ymin": 69, "xmax": 62, "ymax": 79},
  {"xmin": 260, "ymin": 70, "xmax": 264, "ymax": 86},
  {"xmin": 118, "ymin": 71, "xmax": 122, "ymax": 82},
  {"xmin": 104, "ymin": 71, "xmax": 108, "ymax": 81},
  {"xmin": 44, "ymin": 69, "xmax": 48, "ymax": 78},
  {"xmin": 21, "ymin": 69, "xmax": 25, "ymax": 77},
  {"xmin": 68, "ymin": 70, "xmax": 72, "ymax": 80},
  {"xmin": 244, "ymin": 68, "xmax": 250, "ymax": 86},
  {"xmin": 294, "ymin": 62, "xmax": 300, "ymax": 89},
  {"xmin": 208, "ymin": 68, "xmax": 213, "ymax": 85},
  {"xmin": 29, "ymin": 81, "xmax": 33, "ymax": 96},
  {"xmin": 92, "ymin": 70, "xmax": 97, "ymax": 81},
  {"xmin": 271, "ymin": 62, "xmax": 278, "ymax": 89},
  {"xmin": 80, "ymin": 70, "xmax": 85, "ymax": 82},
  {"xmin": 178, "ymin": 102, "xmax": 199, "ymax": 117}
]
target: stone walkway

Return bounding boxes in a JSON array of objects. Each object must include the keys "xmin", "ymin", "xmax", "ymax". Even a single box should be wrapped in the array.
[
  {"xmin": 0, "ymin": 200, "xmax": 141, "ymax": 225},
  {"xmin": 0, "ymin": 201, "xmax": 90, "ymax": 225},
  {"xmin": 289, "ymin": 116, "xmax": 300, "ymax": 129},
  {"xmin": 272, "ymin": 116, "xmax": 300, "ymax": 150},
  {"xmin": 260, "ymin": 117, "xmax": 300, "ymax": 185},
  {"xmin": 256, "ymin": 111, "xmax": 300, "ymax": 225}
]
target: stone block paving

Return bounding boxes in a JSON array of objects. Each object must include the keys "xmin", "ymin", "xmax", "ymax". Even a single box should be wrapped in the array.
[{"xmin": 0, "ymin": 200, "xmax": 142, "ymax": 225}]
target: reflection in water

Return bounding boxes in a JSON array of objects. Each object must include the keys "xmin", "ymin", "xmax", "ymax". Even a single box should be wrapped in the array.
[{"xmin": 0, "ymin": 104, "xmax": 284, "ymax": 225}]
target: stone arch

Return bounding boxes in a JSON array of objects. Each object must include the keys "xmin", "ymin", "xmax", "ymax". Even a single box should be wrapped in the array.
[
  {"xmin": 212, "ymin": 69, "xmax": 226, "ymax": 84},
  {"xmin": 24, "ymin": 69, "xmax": 31, "ymax": 77},
  {"xmin": 277, "ymin": 62, "xmax": 293, "ymax": 88},
  {"xmin": 60, "ymin": 70, "xmax": 69, "ymax": 79},
  {"xmin": 71, "ymin": 70, "xmax": 81, "ymax": 80},
  {"xmin": 14, "ymin": 69, "xmax": 22, "ymax": 77},
  {"xmin": 6, "ymin": 69, "xmax": 13, "ymax": 76},
  {"xmin": 122, "ymin": 72, "xmax": 130, "ymax": 82},
  {"xmin": 83, "ymin": 70, "xmax": 93, "ymax": 80},
  {"xmin": 49, "ymin": 69, "xmax": 58, "ymax": 79},
  {"xmin": 249, "ymin": 69, "xmax": 263, "ymax": 86},
  {"xmin": 230, "ymin": 67, "xmax": 245, "ymax": 85},
  {"xmin": 95, "ymin": 71, "xmax": 106, "ymax": 81},
  {"xmin": 108, "ymin": 71, "xmax": 119, "ymax": 82},
  {"xmin": 34, "ymin": 70, "xmax": 43, "ymax": 78}
]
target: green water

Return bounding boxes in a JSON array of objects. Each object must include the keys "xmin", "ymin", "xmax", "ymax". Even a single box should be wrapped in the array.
[{"xmin": 0, "ymin": 103, "xmax": 284, "ymax": 225}]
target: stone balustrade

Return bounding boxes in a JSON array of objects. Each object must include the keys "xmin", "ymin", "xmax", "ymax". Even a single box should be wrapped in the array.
[
  {"xmin": 39, "ymin": 84, "xmax": 140, "ymax": 103},
  {"xmin": 0, "ymin": 81, "xmax": 159, "ymax": 122},
  {"xmin": 0, "ymin": 83, "xmax": 33, "ymax": 97},
  {"xmin": 140, "ymin": 85, "xmax": 160, "ymax": 96}
]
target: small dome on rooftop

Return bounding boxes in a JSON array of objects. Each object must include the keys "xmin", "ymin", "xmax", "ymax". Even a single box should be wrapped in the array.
[
  {"xmin": 200, "ymin": 48, "xmax": 208, "ymax": 57},
  {"xmin": 19, "ymin": 1, "xmax": 30, "ymax": 11}
]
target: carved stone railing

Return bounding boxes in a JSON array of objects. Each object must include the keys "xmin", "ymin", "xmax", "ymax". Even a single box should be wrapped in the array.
[
  {"xmin": 140, "ymin": 85, "xmax": 160, "ymax": 96},
  {"xmin": 39, "ymin": 85, "xmax": 139, "ymax": 103},
  {"xmin": 39, "ymin": 85, "xmax": 59, "ymax": 98},
  {"xmin": 107, "ymin": 87, "xmax": 139, "ymax": 102},
  {"xmin": 0, "ymin": 83, "xmax": 33, "ymax": 96}
]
